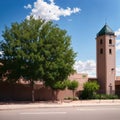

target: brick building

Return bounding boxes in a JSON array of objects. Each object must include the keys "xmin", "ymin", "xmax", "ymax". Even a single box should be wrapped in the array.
[{"xmin": 0, "ymin": 24, "xmax": 120, "ymax": 101}]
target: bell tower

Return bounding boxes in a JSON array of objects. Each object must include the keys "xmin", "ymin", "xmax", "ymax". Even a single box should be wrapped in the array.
[{"xmin": 96, "ymin": 24, "xmax": 116, "ymax": 94}]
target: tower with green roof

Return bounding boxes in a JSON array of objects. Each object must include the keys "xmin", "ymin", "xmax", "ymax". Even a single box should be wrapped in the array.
[{"xmin": 96, "ymin": 24, "xmax": 116, "ymax": 94}]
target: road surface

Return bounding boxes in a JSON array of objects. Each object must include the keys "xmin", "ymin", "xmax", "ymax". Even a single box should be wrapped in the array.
[{"xmin": 0, "ymin": 105, "xmax": 120, "ymax": 120}]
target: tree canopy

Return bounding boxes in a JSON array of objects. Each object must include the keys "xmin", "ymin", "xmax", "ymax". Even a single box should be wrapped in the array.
[
  {"xmin": 0, "ymin": 17, "xmax": 76, "ymax": 87},
  {"xmin": 67, "ymin": 80, "xmax": 79, "ymax": 98}
]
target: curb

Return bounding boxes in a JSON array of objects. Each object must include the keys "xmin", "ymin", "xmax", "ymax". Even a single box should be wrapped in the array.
[{"xmin": 1, "ymin": 100, "xmax": 120, "ymax": 110}]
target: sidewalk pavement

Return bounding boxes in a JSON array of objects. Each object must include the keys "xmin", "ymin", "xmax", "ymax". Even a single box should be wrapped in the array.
[{"xmin": 1, "ymin": 100, "xmax": 120, "ymax": 110}]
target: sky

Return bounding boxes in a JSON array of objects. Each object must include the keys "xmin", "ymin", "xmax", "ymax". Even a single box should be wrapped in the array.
[{"xmin": 0, "ymin": 0, "xmax": 120, "ymax": 77}]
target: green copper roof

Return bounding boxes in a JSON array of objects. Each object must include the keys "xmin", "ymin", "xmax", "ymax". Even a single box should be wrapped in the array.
[{"xmin": 97, "ymin": 24, "xmax": 115, "ymax": 37}]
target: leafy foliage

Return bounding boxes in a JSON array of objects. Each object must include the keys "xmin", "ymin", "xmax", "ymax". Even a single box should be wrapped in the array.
[
  {"xmin": 93, "ymin": 94, "xmax": 118, "ymax": 99},
  {"xmin": 81, "ymin": 81, "xmax": 100, "ymax": 99},
  {"xmin": 67, "ymin": 80, "xmax": 79, "ymax": 98},
  {"xmin": 52, "ymin": 81, "xmax": 67, "ymax": 90},
  {"xmin": 0, "ymin": 17, "xmax": 76, "ymax": 101},
  {"xmin": 67, "ymin": 80, "xmax": 79, "ymax": 91},
  {"xmin": 0, "ymin": 16, "xmax": 76, "ymax": 87}
]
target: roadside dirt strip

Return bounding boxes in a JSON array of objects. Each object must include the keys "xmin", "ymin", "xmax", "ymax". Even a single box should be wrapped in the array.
[{"xmin": 1, "ymin": 100, "xmax": 120, "ymax": 110}]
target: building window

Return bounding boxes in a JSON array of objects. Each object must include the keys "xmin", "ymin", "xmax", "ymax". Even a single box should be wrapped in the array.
[
  {"xmin": 100, "ymin": 48, "xmax": 103, "ymax": 54},
  {"xmin": 109, "ymin": 39, "xmax": 112, "ymax": 44},
  {"xmin": 100, "ymin": 39, "xmax": 103, "ymax": 44},
  {"xmin": 109, "ymin": 49, "xmax": 112, "ymax": 54}
]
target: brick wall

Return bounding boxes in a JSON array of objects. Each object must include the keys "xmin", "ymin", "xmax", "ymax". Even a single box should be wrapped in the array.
[{"xmin": 0, "ymin": 73, "xmax": 88, "ymax": 101}]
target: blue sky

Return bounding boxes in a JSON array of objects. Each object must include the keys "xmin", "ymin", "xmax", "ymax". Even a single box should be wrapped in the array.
[{"xmin": 0, "ymin": 0, "xmax": 120, "ymax": 77}]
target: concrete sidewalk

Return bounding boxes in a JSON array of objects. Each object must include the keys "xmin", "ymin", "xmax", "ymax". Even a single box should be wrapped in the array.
[{"xmin": 1, "ymin": 100, "xmax": 120, "ymax": 110}]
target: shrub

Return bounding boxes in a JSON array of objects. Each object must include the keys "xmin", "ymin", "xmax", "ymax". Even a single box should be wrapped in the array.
[
  {"xmin": 81, "ymin": 81, "xmax": 100, "ymax": 99},
  {"xmin": 93, "ymin": 94, "xmax": 118, "ymax": 99},
  {"xmin": 64, "ymin": 97, "xmax": 79, "ymax": 100}
]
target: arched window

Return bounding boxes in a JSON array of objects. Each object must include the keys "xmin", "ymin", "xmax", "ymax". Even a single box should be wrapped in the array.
[
  {"xmin": 109, "ymin": 49, "xmax": 112, "ymax": 54},
  {"xmin": 109, "ymin": 39, "xmax": 112, "ymax": 44},
  {"xmin": 100, "ymin": 48, "xmax": 103, "ymax": 54},
  {"xmin": 100, "ymin": 39, "xmax": 103, "ymax": 44}
]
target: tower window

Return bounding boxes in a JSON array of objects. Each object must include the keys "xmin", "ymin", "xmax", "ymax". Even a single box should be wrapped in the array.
[
  {"xmin": 109, "ymin": 49, "xmax": 112, "ymax": 54},
  {"xmin": 109, "ymin": 39, "xmax": 112, "ymax": 44},
  {"xmin": 100, "ymin": 48, "xmax": 103, "ymax": 54},
  {"xmin": 100, "ymin": 39, "xmax": 103, "ymax": 44}
]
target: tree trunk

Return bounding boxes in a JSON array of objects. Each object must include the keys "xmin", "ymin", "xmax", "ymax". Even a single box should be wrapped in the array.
[
  {"xmin": 31, "ymin": 81, "xmax": 35, "ymax": 102},
  {"xmin": 73, "ymin": 90, "xmax": 75, "ymax": 100},
  {"xmin": 52, "ymin": 89, "xmax": 59, "ymax": 102},
  {"xmin": 55, "ymin": 90, "xmax": 59, "ymax": 101},
  {"xmin": 52, "ymin": 89, "xmax": 55, "ymax": 102},
  {"xmin": 32, "ymin": 88, "xmax": 35, "ymax": 102}
]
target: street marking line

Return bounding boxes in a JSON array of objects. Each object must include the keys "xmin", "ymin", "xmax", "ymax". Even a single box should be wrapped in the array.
[
  {"xmin": 77, "ymin": 109, "xmax": 97, "ymax": 111},
  {"xmin": 77, "ymin": 108, "xmax": 120, "ymax": 111},
  {"xmin": 20, "ymin": 112, "xmax": 67, "ymax": 115}
]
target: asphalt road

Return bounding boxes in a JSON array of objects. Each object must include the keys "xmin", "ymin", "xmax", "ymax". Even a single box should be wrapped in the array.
[{"xmin": 0, "ymin": 105, "xmax": 120, "ymax": 120}]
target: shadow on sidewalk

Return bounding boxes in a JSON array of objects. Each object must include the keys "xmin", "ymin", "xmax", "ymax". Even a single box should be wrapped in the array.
[{"xmin": 0, "ymin": 100, "xmax": 62, "ymax": 105}]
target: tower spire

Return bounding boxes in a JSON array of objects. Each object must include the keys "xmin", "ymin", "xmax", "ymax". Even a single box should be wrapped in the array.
[
  {"xmin": 96, "ymin": 24, "xmax": 116, "ymax": 94},
  {"xmin": 105, "ymin": 18, "xmax": 107, "ymax": 25}
]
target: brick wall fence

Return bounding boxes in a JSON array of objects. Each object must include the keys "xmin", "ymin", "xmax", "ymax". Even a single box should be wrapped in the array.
[
  {"xmin": 0, "ymin": 82, "xmax": 80, "ymax": 101},
  {"xmin": 0, "ymin": 73, "xmax": 88, "ymax": 101}
]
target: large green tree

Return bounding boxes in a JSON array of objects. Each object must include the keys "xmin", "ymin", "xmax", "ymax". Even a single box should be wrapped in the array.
[{"xmin": 0, "ymin": 17, "xmax": 76, "ymax": 101}]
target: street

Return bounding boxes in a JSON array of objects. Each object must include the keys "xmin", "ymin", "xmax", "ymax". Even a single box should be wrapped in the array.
[{"xmin": 0, "ymin": 105, "xmax": 120, "ymax": 120}]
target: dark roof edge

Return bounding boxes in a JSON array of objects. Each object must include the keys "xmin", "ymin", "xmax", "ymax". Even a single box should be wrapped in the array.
[{"xmin": 97, "ymin": 24, "xmax": 115, "ymax": 37}]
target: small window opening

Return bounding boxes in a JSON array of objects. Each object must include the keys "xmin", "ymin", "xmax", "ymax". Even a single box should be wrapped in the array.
[
  {"xmin": 109, "ymin": 49, "xmax": 112, "ymax": 54},
  {"xmin": 100, "ymin": 48, "xmax": 103, "ymax": 54},
  {"xmin": 109, "ymin": 39, "xmax": 112, "ymax": 44},
  {"xmin": 100, "ymin": 39, "xmax": 103, "ymax": 44}
]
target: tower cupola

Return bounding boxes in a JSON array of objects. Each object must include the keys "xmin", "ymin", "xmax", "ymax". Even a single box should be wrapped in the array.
[{"xmin": 97, "ymin": 24, "xmax": 115, "ymax": 37}]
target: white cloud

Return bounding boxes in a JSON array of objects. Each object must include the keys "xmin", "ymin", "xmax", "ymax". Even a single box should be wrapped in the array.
[
  {"xmin": 116, "ymin": 40, "xmax": 120, "ymax": 51},
  {"xmin": 74, "ymin": 60, "xmax": 120, "ymax": 77},
  {"xmin": 0, "ymin": 51, "xmax": 3, "ymax": 55},
  {"xmin": 115, "ymin": 28, "xmax": 120, "ymax": 37},
  {"xmin": 25, "ymin": 0, "xmax": 80, "ymax": 21},
  {"xmin": 115, "ymin": 29, "xmax": 120, "ymax": 51},
  {"xmin": 24, "ymin": 4, "xmax": 32, "ymax": 9},
  {"xmin": 116, "ymin": 66, "xmax": 120, "ymax": 76},
  {"xmin": 74, "ymin": 60, "xmax": 96, "ymax": 77},
  {"xmin": 0, "ymin": 51, "xmax": 3, "ymax": 58}
]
